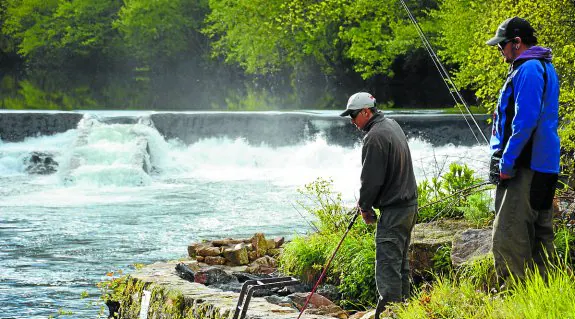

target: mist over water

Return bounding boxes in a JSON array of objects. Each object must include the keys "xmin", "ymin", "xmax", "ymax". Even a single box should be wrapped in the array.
[{"xmin": 0, "ymin": 115, "xmax": 489, "ymax": 318}]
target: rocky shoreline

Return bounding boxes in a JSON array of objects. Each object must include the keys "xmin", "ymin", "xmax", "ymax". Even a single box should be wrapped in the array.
[{"xmin": 103, "ymin": 222, "xmax": 498, "ymax": 319}]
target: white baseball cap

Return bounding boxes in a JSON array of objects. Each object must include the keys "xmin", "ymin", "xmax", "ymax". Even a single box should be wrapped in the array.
[{"xmin": 340, "ymin": 92, "xmax": 376, "ymax": 117}]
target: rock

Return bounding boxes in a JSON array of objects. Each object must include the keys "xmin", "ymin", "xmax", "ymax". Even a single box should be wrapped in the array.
[
  {"xmin": 223, "ymin": 244, "xmax": 249, "ymax": 265},
  {"xmin": 193, "ymin": 266, "xmax": 235, "ymax": 285},
  {"xmin": 196, "ymin": 244, "xmax": 223, "ymax": 257},
  {"xmin": 306, "ymin": 304, "xmax": 348, "ymax": 318},
  {"xmin": 196, "ymin": 256, "xmax": 205, "ymax": 262},
  {"xmin": 175, "ymin": 263, "xmax": 197, "ymax": 282},
  {"xmin": 24, "ymin": 151, "xmax": 59, "ymax": 175},
  {"xmin": 187, "ymin": 242, "xmax": 202, "ymax": 258},
  {"xmin": 410, "ymin": 220, "xmax": 469, "ymax": 278},
  {"xmin": 265, "ymin": 295, "xmax": 293, "ymax": 308},
  {"xmin": 252, "ymin": 233, "xmax": 269, "ymax": 257},
  {"xmin": 267, "ymin": 248, "xmax": 282, "ymax": 257},
  {"xmin": 451, "ymin": 228, "xmax": 493, "ymax": 266},
  {"xmin": 274, "ymin": 236, "xmax": 285, "ymax": 248},
  {"xmin": 245, "ymin": 256, "xmax": 278, "ymax": 275},
  {"xmin": 289, "ymin": 292, "xmax": 335, "ymax": 310},
  {"xmin": 266, "ymin": 239, "xmax": 276, "ymax": 251},
  {"xmin": 212, "ymin": 238, "xmax": 251, "ymax": 247},
  {"xmin": 317, "ymin": 284, "xmax": 340, "ymax": 302},
  {"xmin": 232, "ymin": 272, "xmax": 271, "ymax": 283},
  {"xmin": 349, "ymin": 311, "xmax": 369, "ymax": 319},
  {"xmin": 248, "ymin": 251, "xmax": 259, "ymax": 262},
  {"xmin": 204, "ymin": 256, "xmax": 227, "ymax": 265}
]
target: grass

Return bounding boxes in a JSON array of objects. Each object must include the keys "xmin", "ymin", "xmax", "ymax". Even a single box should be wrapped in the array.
[{"xmin": 391, "ymin": 259, "xmax": 575, "ymax": 319}]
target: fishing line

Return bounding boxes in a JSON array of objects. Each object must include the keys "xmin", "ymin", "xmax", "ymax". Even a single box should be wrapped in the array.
[{"xmin": 398, "ymin": 0, "xmax": 490, "ymax": 145}]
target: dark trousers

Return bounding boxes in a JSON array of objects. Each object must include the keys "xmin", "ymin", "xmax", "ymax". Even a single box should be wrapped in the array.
[
  {"xmin": 493, "ymin": 168, "xmax": 555, "ymax": 281},
  {"xmin": 374, "ymin": 204, "xmax": 417, "ymax": 318}
]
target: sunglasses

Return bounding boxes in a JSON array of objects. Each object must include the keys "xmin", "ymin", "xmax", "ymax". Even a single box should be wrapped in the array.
[
  {"xmin": 350, "ymin": 109, "xmax": 362, "ymax": 119},
  {"xmin": 497, "ymin": 39, "xmax": 512, "ymax": 51}
]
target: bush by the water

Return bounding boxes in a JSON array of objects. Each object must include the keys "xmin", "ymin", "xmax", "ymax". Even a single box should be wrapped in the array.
[{"xmin": 417, "ymin": 162, "xmax": 493, "ymax": 223}]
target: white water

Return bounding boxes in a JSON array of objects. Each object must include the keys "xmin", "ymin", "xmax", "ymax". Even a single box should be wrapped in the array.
[{"xmin": 0, "ymin": 115, "xmax": 490, "ymax": 318}]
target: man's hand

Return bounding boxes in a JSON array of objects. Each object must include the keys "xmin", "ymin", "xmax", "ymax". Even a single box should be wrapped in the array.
[
  {"xmin": 500, "ymin": 172, "xmax": 512, "ymax": 180},
  {"xmin": 360, "ymin": 208, "xmax": 377, "ymax": 225}
]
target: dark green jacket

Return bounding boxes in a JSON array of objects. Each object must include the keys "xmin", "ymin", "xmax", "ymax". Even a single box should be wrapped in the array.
[{"xmin": 359, "ymin": 113, "xmax": 417, "ymax": 211}]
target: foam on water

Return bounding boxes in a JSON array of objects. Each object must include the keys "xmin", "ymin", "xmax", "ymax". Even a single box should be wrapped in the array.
[{"xmin": 0, "ymin": 113, "xmax": 490, "ymax": 318}]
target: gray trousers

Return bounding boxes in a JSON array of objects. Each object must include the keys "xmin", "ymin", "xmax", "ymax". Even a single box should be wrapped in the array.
[
  {"xmin": 493, "ymin": 168, "xmax": 555, "ymax": 281},
  {"xmin": 374, "ymin": 204, "xmax": 417, "ymax": 317}
]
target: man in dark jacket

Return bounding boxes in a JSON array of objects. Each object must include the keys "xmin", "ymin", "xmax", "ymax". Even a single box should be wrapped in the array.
[
  {"xmin": 340, "ymin": 92, "xmax": 418, "ymax": 318},
  {"xmin": 486, "ymin": 17, "xmax": 560, "ymax": 281}
]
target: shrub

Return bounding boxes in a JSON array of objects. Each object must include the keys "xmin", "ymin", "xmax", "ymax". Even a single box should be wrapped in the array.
[{"xmin": 417, "ymin": 162, "xmax": 489, "ymax": 222}]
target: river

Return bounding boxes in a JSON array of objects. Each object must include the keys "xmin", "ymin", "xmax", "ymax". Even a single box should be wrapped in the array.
[{"xmin": 0, "ymin": 111, "xmax": 489, "ymax": 318}]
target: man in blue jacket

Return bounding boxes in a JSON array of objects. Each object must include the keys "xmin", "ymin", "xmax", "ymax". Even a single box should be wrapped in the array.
[{"xmin": 487, "ymin": 17, "xmax": 560, "ymax": 281}]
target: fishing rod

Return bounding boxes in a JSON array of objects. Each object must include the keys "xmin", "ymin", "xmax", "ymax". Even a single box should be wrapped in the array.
[
  {"xmin": 398, "ymin": 0, "xmax": 490, "ymax": 146},
  {"xmin": 296, "ymin": 207, "xmax": 359, "ymax": 319}
]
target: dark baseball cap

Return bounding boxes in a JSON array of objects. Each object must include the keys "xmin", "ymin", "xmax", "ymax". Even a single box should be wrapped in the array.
[{"xmin": 486, "ymin": 17, "xmax": 535, "ymax": 46}]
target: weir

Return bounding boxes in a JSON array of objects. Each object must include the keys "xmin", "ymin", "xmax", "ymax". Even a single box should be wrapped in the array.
[{"xmin": 0, "ymin": 111, "xmax": 491, "ymax": 147}]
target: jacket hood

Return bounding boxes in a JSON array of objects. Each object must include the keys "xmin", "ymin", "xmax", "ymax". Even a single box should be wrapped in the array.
[{"xmin": 515, "ymin": 46, "xmax": 553, "ymax": 63}]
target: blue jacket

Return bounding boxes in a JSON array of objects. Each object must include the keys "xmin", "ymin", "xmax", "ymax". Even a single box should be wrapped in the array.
[{"xmin": 490, "ymin": 46, "xmax": 560, "ymax": 175}]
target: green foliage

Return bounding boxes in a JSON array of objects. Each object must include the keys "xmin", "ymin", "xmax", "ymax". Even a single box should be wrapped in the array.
[
  {"xmin": 3, "ymin": 0, "xmax": 121, "ymax": 65},
  {"xmin": 114, "ymin": 0, "xmax": 208, "ymax": 64},
  {"xmin": 457, "ymin": 192, "xmax": 494, "ymax": 228},
  {"xmin": 554, "ymin": 222, "xmax": 575, "ymax": 265},
  {"xmin": 392, "ymin": 260, "xmax": 575, "ymax": 318},
  {"xmin": 280, "ymin": 178, "xmax": 377, "ymax": 309},
  {"xmin": 431, "ymin": 245, "xmax": 452, "ymax": 274},
  {"xmin": 417, "ymin": 162, "xmax": 485, "ymax": 222}
]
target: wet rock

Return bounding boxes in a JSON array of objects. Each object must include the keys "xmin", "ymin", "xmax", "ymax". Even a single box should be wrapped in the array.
[
  {"xmin": 451, "ymin": 228, "xmax": 492, "ymax": 267},
  {"xmin": 194, "ymin": 266, "xmax": 235, "ymax": 286},
  {"xmin": 24, "ymin": 152, "xmax": 58, "ymax": 175}
]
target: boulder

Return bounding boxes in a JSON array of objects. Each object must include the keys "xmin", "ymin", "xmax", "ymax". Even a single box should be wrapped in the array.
[
  {"xmin": 223, "ymin": 244, "xmax": 249, "ymax": 265},
  {"xmin": 410, "ymin": 220, "xmax": 469, "ymax": 278},
  {"xmin": 212, "ymin": 238, "xmax": 251, "ymax": 247},
  {"xmin": 193, "ymin": 266, "xmax": 235, "ymax": 285},
  {"xmin": 251, "ymin": 233, "xmax": 268, "ymax": 257},
  {"xmin": 195, "ymin": 244, "xmax": 223, "ymax": 257},
  {"xmin": 245, "ymin": 256, "xmax": 277, "ymax": 275},
  {"xmin": 204, "ymin": 256, "xmax": 227, "ymax": 265},
  {"xmin": 248, "ymin": 251, "xmax": 259, "ymax": 262},
  {"xmin": 451, "ymin": 228, "xmax": 492, "ymax": 267},
  {"xmin": 265, "ymin": 295, "xmax": 293, "ymax": 307},
  {"xmin": 24, "ymin": 152, "xmax": 58, "ymax": 175},
  {"xmin": 187, "ymin": 242, "xmax": 202, "ymax": 258},
  {"xmin": 288, "ymin": 292, "xmax": 334, "ymax": 310},
  {"xmin": 274, "ymin": 236, "xmax": 285, "ymax": 248}
]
